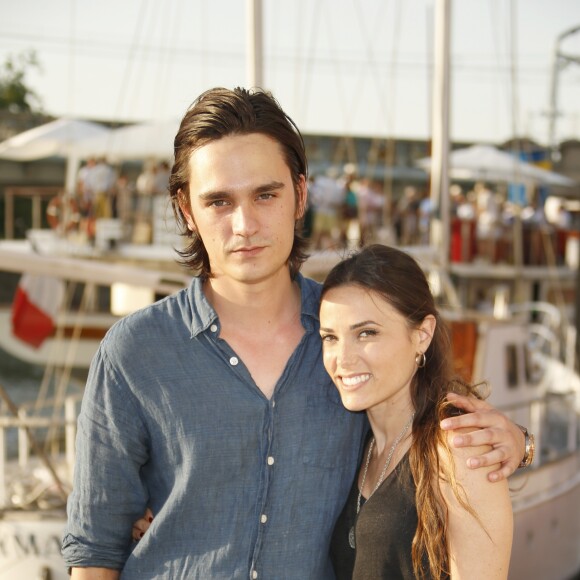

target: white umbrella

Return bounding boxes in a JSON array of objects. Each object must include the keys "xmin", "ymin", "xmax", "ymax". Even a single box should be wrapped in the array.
[
  {"xmin": 0, "ymin": 118, "xmax": 112, "ymax": 193},
  {"xmin": 76, "ymin": 119, "xmax": 180, "ymax": 162},
  {"xmin": 416, "ymin": 144, "xmax": 576, "ymax": 188},
  {"xmin": 0, "ymin": 118, "xmax": 111, "ymax": 161}
]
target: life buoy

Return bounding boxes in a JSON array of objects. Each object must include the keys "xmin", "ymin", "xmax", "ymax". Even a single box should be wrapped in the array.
[{"xmin": 46, "ymin": 196, "xmax": 81, "ymax": 232}]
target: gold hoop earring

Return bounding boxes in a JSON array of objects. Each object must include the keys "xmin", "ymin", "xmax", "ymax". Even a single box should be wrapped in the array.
[{"xmin": 415, "ymin": 352, "xmax": 426, "ymax": 368}]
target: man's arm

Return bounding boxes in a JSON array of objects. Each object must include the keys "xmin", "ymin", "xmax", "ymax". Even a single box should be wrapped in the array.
[
  {"xmin": 71, "ymin": 568, "xmax": 120, "ymax": 580},
  {"xmin": 62, "ymin": 346, "xmax": 150, "ymax": 571},
  {"xmin": 440, "ymin": 392, "xmax": 526, "ymax": 482}
]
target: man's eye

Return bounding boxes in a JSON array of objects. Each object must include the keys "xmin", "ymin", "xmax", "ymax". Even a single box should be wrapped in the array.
[
  {"xmin": 209, "ymin": 199, "xmax": 228, "ymax": 207},
  {"xmin": 257, "ymin": 192, "xmax": 275, "ymax": 200}
]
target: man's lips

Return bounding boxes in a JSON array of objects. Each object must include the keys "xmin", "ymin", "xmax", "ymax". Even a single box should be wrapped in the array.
[{"xmin": 230, "ymin": 245, "xmax": 264, "ymax": 255}]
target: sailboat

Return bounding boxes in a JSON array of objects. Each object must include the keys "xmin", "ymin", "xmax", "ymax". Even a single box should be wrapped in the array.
[
  {"xmin": 426, "ymin": 2, "xmax": 580, "ymax": 579},
  {"xmin": 0, "ymin": 2, "xmax": 578, "ymax": 578}
]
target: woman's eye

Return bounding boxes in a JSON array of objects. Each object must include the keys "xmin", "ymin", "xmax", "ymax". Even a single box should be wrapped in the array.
[
  {"xmin": 320, "ymin": 334, "xmax": 336, "ymax": 342},
  {"xmin": 359, "ymin": 329, "xmax": 377, "ymax": 338}
]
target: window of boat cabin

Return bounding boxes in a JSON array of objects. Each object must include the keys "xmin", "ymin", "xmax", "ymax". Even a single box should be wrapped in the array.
[
  {"xmin": 506, "ymin": 344, "xmax": 518, "ymax": 388},
  {"xmin": 524, "ymin": 344, "xmax": 543, "ymax": 385}
]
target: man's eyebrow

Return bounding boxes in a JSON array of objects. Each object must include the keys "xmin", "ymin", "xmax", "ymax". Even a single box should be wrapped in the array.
[
  {"xmin": 254, "ymin": 180, "xmax": 285, "ymax": 193},
  {"xmin": 197, "ymin": 190, "xmax": 230, "ymax": 202},
  {"xmin": 197, "ymin": 181, "xmax": 286, "ymax": 202}
]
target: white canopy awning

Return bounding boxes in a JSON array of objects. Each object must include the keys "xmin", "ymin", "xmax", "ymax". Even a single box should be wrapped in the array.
[
  {"xmin": 416, "ymin": 144, "xmax": 576, "ymax": 188},
  {"xmin": 0, "ymin": 118, "xmax": 111, "ymax": 161},
  {"xmin": 76, "ymin": 119, "xmax": 180, "ymax": 161}
]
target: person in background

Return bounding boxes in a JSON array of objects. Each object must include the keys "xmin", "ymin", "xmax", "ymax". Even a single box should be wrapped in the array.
[
  {"xmin": 340, "ymin": 168, "xmax": 360, "ymax": 249},
  {"xmin": 474, "ymin": 181, "xmax": 500, "ymax": 262},
  {"xmin": 356, "ymin": 178, "xmax": 384, "ymax": 246},
  {"xmin": 310, "ymin": 168, "xmax": 345, "ymax": 249},
  {"xmin": 76, "ymin": 157, "xmax": 97, "ymax": 222},
  {"xmin": 395, "ymin": 186, "xmax": 420, "ymax": 245},
  {"xmin": 322, "ymin": 245, "xmax": 513, "ymax": 579},
  {"xmin": 89, "ymin": 157, "xmax": 116, "ymax": 219},
  {"xmin": 62, "ymin": 87, "xmax": 526, "ymax": 579}
]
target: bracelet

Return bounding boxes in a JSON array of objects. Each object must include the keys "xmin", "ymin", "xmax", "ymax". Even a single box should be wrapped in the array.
[{"xmin": 516, "ymin": 424, "xmax": 535, "ymax": 468}]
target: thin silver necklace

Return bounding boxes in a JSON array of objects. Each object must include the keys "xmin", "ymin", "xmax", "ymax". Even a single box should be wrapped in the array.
[{"xmin": 348, "ymin": 413, "xmax": 414, "ymax": 550}]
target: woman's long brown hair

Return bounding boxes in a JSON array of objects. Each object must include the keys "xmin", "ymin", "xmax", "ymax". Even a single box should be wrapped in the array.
[{"xmin": 321, "ymin": 244, "xmax": 484, "ymax": 579}]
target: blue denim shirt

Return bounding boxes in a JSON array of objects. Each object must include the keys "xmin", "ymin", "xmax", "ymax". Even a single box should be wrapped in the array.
[{"xmin": 62, "ymin": 274, "xmax": 367, "ymax": 579}]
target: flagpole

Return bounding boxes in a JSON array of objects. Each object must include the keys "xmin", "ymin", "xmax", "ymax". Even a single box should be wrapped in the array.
[
  {"xmin": 246, "ymin": 0, "xmax": 263, "ymax": 89},
  {"xmin": 429, "ymin": 0, "xmax": 451, "ymax": 272}
]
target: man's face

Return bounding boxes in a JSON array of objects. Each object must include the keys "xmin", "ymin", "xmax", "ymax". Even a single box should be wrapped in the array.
[{"xmin": 180, "ymin": 133, "xmax": 306, "ymax": 285}]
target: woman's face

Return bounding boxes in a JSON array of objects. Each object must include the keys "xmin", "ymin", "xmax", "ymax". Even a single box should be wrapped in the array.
[{"xmin": 319, "ymin": 284, "xmax": 433, "ymax": 415}]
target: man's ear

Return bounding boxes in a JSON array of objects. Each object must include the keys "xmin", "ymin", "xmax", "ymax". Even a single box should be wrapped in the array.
[
  {"xmin": 295, "ymin": 175, "xmax": 308, "ymax": 220},
  {"xmin": 178, "ymin": 190, "xmax": 196, "ymax": 232}
]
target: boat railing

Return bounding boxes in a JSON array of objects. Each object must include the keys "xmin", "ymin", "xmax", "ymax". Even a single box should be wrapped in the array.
[
  {"xmin": 500, "ymin": 389, "xmax": 578, "ymax": 470},
  {"xmin": 0, "ymin": 393, "xmax": 81, "ymax": 509}
]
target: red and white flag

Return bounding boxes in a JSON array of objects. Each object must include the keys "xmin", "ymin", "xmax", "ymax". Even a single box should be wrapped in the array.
[{"xmin": 11, "ymin": 274, "xmax": 66, "ymax": 348}]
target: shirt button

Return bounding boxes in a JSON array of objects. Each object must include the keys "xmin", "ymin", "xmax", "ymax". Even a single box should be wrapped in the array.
[
  {"xmin": 229, "ymin": 356, "xmax": 239, "ymax": 366},
  {"xmin": 210, "ymin": 324, "xmax": 218, "ymax": 332},
  {"xmin": 271, "ymin": 400, "xmax": 276, "ymax": 407},
  {"xmin": 252, "ymin": 572, "xmax": 258, "ymax": 579},
  {"xmin": 267, "ymin": 456, "xmax": 275, "ymax": 466},
  {"xmin": 260, "ymin": 514, "xmax": 268, "ymax": 524}
]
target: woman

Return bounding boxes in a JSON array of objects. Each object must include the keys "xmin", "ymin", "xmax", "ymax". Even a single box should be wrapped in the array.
[{"xmin": 320, "ymin": 244, "xmax": 512, "ymax": 579}]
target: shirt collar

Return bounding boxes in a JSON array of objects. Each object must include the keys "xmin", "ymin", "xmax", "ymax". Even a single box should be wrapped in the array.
[{"xmin": 185, "ymin": 273, "xmax": 321, "ymax": 338}]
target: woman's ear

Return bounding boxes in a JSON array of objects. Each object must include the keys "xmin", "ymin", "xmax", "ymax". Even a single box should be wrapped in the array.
[{"xmin": 417, "ymin": 314, "xmax": 436, "ymax": 352}]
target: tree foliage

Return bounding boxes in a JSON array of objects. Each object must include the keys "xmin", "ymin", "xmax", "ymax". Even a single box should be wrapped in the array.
[{"xmin": 0, "ymin": 50, "xmax": 43, "ymax": 113}]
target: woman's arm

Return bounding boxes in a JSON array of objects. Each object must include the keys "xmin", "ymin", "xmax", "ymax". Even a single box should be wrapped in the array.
[
  {"xmin": 440, "ymin": 392, "xmax": 526, "ymax": 482},
  {"xmin": 71, "ymin": 568, "xmax": 120, "ymax": 580},
  {"xmin": 439, "ymin": 427, "xmax": 513, "ymax": 580}
]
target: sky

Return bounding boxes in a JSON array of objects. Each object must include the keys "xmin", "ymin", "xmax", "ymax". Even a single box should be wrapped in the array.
[{"xmin": 1, "ymin": 0, "xmax": 579, "ymax": 146}]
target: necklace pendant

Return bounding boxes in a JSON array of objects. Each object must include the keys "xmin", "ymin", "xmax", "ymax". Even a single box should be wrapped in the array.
[{"xmin": 348, "ymin": 525, "xmax": 356, "ymax": 549}]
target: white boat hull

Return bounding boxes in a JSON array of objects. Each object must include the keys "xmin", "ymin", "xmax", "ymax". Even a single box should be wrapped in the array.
[
  {"xmin": 508, "ymin": 452, "xmax": 580, "ymax": 580},
  {"xmin": 0, "ymin": 511, "xmax": 68, "ymax": 580}
]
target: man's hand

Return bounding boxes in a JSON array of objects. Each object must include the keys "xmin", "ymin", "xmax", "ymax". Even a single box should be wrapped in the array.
[
  {"xmin": 132, "ymin": 507, "xmax": 154, "ymax": 541},
  {"xmin": 440, "ymin": 392, "xmax": 526, "ymax": 482}
]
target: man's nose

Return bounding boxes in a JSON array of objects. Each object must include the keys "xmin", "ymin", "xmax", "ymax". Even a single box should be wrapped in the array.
[{"xmin": 232, "ymin": 204, "xmax": 259, "ymax": 236}]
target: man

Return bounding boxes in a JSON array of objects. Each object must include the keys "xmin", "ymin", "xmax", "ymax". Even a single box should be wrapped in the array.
[{"xmin": 62, "ymin": 87, "xmax": 526, "ymax": 579}]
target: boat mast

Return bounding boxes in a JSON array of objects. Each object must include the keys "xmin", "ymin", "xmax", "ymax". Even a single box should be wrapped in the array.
[
  {"xmin": 246, "ymin": 0, "xmax": 264, "ymax": 89},
  {"xmin": 547, "ymin": 25, "xmax": 580, "ymax": 162},
  {"xmin": 429, "ymin": 0, "xmax": 451, "ymax": 271}
]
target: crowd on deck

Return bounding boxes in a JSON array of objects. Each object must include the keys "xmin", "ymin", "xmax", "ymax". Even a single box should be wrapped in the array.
[
  {"xmin": 306, "ymin": 164, "xmax": 578, "ymax": 267},
  {"xmin": 66, "ymin": 158, "xmax": 578, "ymax": 267},
  {"xmin": 71, "ymin": 157, "xmax": 171, "ymax": 243}
]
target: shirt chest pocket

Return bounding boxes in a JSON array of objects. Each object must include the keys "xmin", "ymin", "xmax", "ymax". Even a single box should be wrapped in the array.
[{"xmin": 301, "ymin": 388, "xmax": 363, "ymax": 471}]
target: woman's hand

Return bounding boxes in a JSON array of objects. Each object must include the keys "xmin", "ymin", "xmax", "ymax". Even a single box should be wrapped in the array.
[
  {"xmin": 132, "ymin": 508, "xmax": 154, "ymax": 541},
  {"xmin": 440, "ymin": 392, "xmax": 526, "ymax": 482}
]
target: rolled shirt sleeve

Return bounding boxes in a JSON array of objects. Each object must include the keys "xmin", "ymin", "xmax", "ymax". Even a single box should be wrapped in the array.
[{"xmin": 62, "ymin": 344, "xmax": 150, "ymax": 570}]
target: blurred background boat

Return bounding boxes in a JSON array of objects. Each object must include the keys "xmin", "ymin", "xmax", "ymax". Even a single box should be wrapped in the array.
[{"xmin": 0, "ymin": 1, "xmax": 579, "ymax": 578}]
